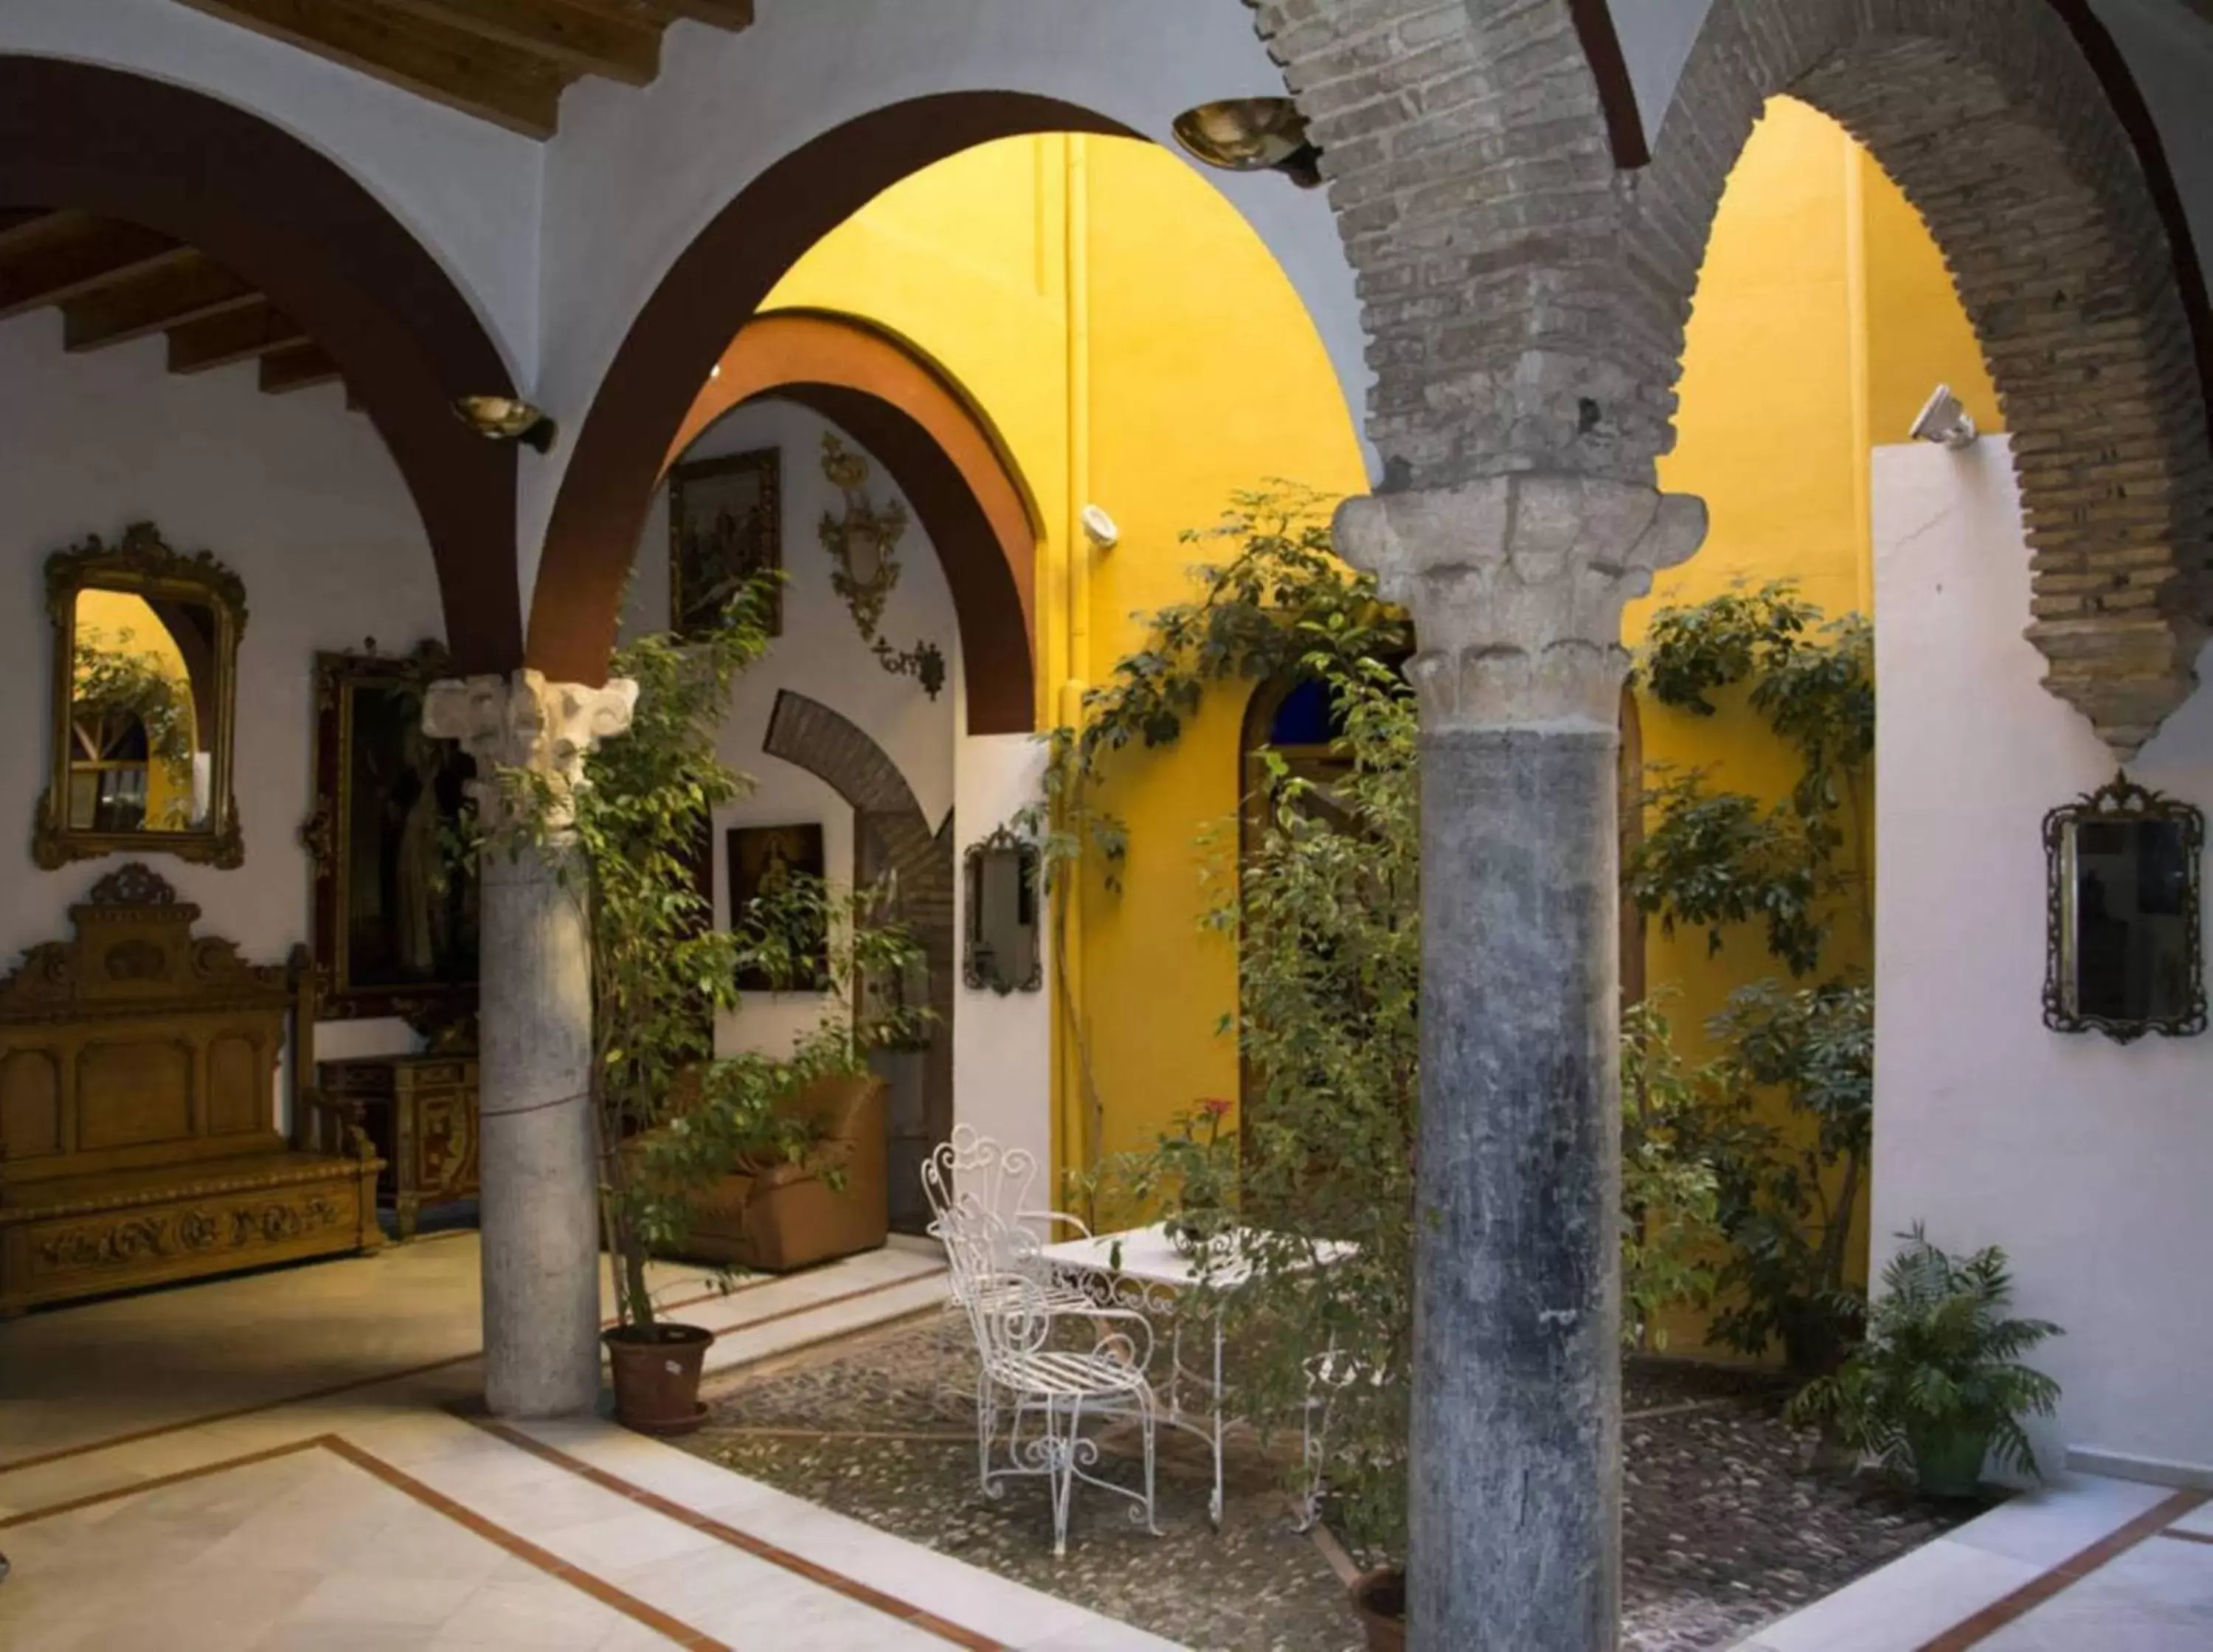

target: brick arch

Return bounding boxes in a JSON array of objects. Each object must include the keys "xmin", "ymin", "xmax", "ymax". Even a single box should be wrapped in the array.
[
  {"xmin": 529, "ymin": 91, "xmax": 1137, "ymax": 696},
  {"xmin": 1253, "ymin": 0, "xmax": 2213, "ymax": 755},
  {"xmin": 0, "ymin": 56, "xmax": 523, "ymax": 672},
  {"xmin": 1627, "ymin": 0, "xmax": 2213, "ymax": 754},
  {"xmin": 762, "ymin": 689, "xmax": 953, "ymax": 1232},
  {"xmin": 671, "ymin": 311, "xmax": 1040, "ymax": 735}
]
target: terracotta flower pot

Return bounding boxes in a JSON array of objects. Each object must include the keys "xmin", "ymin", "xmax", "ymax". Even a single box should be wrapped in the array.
[
  {"xmin": 1348, "ymin": 1568, "xmax": 1405, "ymax": 1652},
  {"xmin": 603, "ymin": 1322, "xmax": 713, "ymax": 1435}
]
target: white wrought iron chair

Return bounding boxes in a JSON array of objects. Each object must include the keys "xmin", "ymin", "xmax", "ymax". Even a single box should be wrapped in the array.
[
  {"xmin": 938, "ymin": 1195, "xmax": 1160, "ymax": 1555},
  {"xmin": 921, "ymin": 1125, "xmax": 1096, "ymax": 1283},
  {"xmin": 920, "ymin": 1128, "xmax": 1102, "ymax": 1424}
]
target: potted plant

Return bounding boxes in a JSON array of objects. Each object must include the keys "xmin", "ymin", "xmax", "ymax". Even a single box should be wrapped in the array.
[
  {"xmin": 1110, "ymin": 1097, "xmax": 1239, "ymax": 1257},
  {"xmin": 1787, "ymin": 1224, "xmax": 2063, "ymax": 1498},
  {"xmin": 493, "ymin": 580, "xmax": 924, "ymax": 1433}
]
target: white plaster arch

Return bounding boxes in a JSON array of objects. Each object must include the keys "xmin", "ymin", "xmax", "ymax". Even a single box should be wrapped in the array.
[
  {"xmin": 524, "ymin": 0, "xmax": 1375, "ymax": 598},
  {"xmin": 0, "ymin": 0, "xmax": 542, "ymax": 381}
]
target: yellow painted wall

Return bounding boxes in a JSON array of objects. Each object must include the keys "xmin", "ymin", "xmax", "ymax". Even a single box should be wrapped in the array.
[
  {"xmin": 768, "ymin": 102, "xmax": 1996, "ymax": 1243},
  {"xmin": 1634, "ymin": 98, "xmax": 1998, "ymax": 1317},
  {"xmin": 1636, "ymin": 97, "xmax": 1998, "ymax": 1067},
  {"xmin": 767, "ymin": 136, "xmax": 1365, "ymax": 1187}
]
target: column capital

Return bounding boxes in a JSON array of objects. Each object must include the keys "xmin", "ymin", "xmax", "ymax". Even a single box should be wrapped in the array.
[
  {"xmin": 424, "ymin": 668, "xmax": 638, "ymax": 829},
  {"xmin": 1335, "ymin": 474, "xmax": 1707, "ymax": 732}
]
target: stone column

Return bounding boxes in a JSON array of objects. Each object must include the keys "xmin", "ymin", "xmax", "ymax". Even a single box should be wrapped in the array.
[
  {"xmin": 426, "ymin": 668, "xmax": 638, "ymax": 1419},
  {"xmin": 1336, "ymin": 476, "xmax": 1705, "ymax": 1652}
]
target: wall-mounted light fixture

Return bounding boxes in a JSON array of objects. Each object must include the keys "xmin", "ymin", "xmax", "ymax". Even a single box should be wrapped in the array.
[
  {"xmin": 1081, "ymin": 503, "xmax": 1120, "ymax": 551},
  {"xmin": 1171, "ymin": 97, "xmax": 1322, "ymax": 189},
  {"xmin": 452, "ymin": 395, "xmax": 558, "ymax": 454},
  {"xmin": 1909, "ymin": 384, "xmax": 1977, "ymax": 450}
]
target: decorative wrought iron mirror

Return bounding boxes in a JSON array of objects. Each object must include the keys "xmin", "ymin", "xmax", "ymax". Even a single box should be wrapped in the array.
[
  {"xmin": 963, "ymin": 826, "xmax": 1042, "ymax": 995},
  {"xmin": 35, "ymin": 523, "xmax": 245, "ymax": 868},
  {"xmin": 2043, "ymin": 774, "xmax": 2205, "ymax": 1042}
]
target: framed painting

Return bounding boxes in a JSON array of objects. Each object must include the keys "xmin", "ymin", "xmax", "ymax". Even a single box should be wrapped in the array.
[
  {"xmin": 670, "ymin": 447, "xmax": 782, "ymax": 639},
  {"xmin": 727, "ymin": 822, "xmax": 828, "ymax": 992},
  {"xmin": 303, "ymin": 642, "xmax": 479, "ymax": 1022}
]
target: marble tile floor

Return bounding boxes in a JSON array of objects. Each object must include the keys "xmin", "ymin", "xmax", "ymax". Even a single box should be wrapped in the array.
[
  {"xmin": 0, "ymin": 1235, "xmax": 1177, "ymax": 1650},
  {"xmin": 0, "ymin": 1230, "xmax": 945, "ymax": 1468},
  {"xmin": 1732, "ymin": 1470, "xmax": 2213, "ymax": 1652}
]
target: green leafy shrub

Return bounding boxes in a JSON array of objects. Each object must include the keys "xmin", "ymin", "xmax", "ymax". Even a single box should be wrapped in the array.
[
  {"xmin": 1787, "ymin": 1226, "xmax": 2062, "ymax": 1490},
  {"xmin": 1629, "ymin": 581, "xmax": 1875, "ymax": 1371}
]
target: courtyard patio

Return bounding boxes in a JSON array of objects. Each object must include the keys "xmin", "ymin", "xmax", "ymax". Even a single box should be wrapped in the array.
[{"xmin": 3, "ymin": 1237, "xmax": 2206, "ymax": 1651}]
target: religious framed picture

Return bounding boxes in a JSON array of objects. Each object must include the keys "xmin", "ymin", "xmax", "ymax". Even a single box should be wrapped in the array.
[
  {"xmin": 669, "ymin": 447, "xmax": 782, "ymax": 639},
  {"xmin": 727, "ymin": 822, "xmax": 828, "ymax": 993},
  {"xmin": 303, "ymin": 642, "xmax": 479, "ymax": 1022}
]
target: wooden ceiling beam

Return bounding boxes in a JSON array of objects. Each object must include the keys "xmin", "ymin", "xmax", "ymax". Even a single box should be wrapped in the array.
[
  {"xmin": 558, "ymin": 0, "xmax": 748, "ymax": 28},
  {"xmin": 657, "ymin": 0, "xmax": 752, "ymax": 28},
  {"xmin": 167, "ymin": 301, "xmax": 309, "ymax": 374},
  {"xmin": 175, "ymin": 0, "xmax": 567, "ymax": 137},
  {"xmin": 375, "ymin": 0, "xmax": 660, "ymax": 84},
  {"xmin": 260, "ymin": 340, "xmax": 344, "ymax": 394},
  {"xmin": 62, "ymin": 253, "xmax": 263, "ymax": 352},
  {"xmin": 0, "ymin": 213, "xmax": 193, "ymax": 321}
]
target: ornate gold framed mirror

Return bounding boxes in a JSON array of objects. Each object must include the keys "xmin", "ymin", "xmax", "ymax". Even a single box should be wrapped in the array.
[{"xmin": 35, "ymin": 522, "xmax": 246, "ymax": 869}]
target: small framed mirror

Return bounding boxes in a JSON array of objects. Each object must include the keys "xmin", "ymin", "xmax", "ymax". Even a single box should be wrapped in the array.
[
  {"xmin": 2043, "ymin": 774, "xmax": 2205, "ymax": 1041},
  {"xmin": 35, "ymin": 523, "xmax": 246, "ymax": 869},
  {"xmin": 963, "ymin": 826, "xmax": 1042, "ymax": 995}
]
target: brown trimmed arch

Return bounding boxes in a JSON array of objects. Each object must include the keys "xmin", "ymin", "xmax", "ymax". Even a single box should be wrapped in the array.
[
  {"xmin": 529, "ymin": 92, "xmax": 1138, "ymax": 710},
  {"xmin": 0, "ymin": 56, "xmax": 524, "ymax": 672},
  {"xmin": 670, "ymin": 311, "xmax": 1040, "ymax": 733}
]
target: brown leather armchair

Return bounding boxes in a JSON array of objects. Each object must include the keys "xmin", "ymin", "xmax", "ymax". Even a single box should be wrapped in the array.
[{"xmin": 678, "ymin": 1072, "xmax": 889, "ymax": 1272}]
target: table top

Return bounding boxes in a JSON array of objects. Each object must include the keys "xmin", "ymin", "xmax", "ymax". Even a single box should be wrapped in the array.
[{"xmin": 1039, "ymin": 1222, "xmax": 1352, "ymax": 1290}]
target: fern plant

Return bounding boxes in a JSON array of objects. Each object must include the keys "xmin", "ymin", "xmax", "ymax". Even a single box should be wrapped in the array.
[{"xmin": 1786, "ymin": 1225, "xmax": 2062, "ymax": 1495}]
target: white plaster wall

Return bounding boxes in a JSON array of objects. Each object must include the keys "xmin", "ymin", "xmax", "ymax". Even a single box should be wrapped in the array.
[
  {"xmin": 0, "ymin": 313, "xmax": 449, "ymax": 1100},
  {"xmin": 621, "ymin": 399, "xmax": 959, "ymax": 1061},
  {"xmin": 523, "ymin": 0, "xmax": 1374, "ymax": 593},
  {"xmin": 1871, "ymin": 437, "xmax": 2213, "ymax": 1480},
  {"xmin": 0, "ymin": 0, "xmax": 544, "ymax": 381},
  {"xmin": 952, "ymin": 735, "xmax": 1054, "ymax": 1192}
]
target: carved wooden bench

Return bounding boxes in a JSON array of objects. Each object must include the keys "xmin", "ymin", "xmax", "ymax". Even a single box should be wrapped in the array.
[{"xmin": 0, "ymin": 864, "xmax": 382, "ymax": 1315}]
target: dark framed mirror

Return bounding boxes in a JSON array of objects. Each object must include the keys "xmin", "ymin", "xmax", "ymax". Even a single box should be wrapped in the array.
[
  {"xmin": 35, "ymin": 522, "xmax": 245, "ymax": 868},
  {"xmin": 302, "ymin": 641, "xmax": 479, "ymax": 1023},
  {"xmin": 963, "ymin": 826, "xmax": 1042, "ymax": 995},
  {"xmin": 2043, "ymin": 774, "xmax": 2205, "ymax": 1042}
]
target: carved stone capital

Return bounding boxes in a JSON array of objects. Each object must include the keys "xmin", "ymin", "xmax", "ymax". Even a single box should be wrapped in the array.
[
  {"xmin": 423, "ymin": 669, "xmax": 638, "ymax": 829},
  {"xmin": 1334, "ymin": 475, "xmax": 1708, "ymax": 732}
]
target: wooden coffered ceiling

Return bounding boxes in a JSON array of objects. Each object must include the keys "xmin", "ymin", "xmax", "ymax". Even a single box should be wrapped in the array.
[
  {"xmin": 0, "ymin": 209, "xmax": 348, "ymax": 400},
  {"xmin": 173, "ymin": 0, "xmax": 757, "ymax": 137}
]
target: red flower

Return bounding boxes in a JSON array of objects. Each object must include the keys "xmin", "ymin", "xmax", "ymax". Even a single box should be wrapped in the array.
[{"xmin": 1197, "ymin": 1097, "xmax": 1233, "ymax": 1120}]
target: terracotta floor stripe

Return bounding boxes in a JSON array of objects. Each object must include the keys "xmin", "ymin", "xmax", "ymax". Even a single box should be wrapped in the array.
[
  {"xmin": 322, "ymin": 1435, "xmax": 728, "ymax": 1651},
  {"xmin": 1917, "ymin": 1487, "xmax": 2210, "ymax": 1651},
  {"xmin": 0, "ymin": 1350, "xmax": 482, "ymax": 1476},
  {"xmin": 686, "ymin": 1270, "xmax": 939, "ymax": 1344},
  {"xmin": 0, "ymin": 1434, "xmax": 330, "ymax": 1529},
  {"xmin": 465, "ymin": 1413, "xmax": 1008, "ymax": 1651},
  {"xmin": 2158, "ymin": 1525, "xmax": 2213, "ymax": 1547},
  {"xmin": 0, "ymin": 1255, "xmax": 935, "ymax": 1478}
]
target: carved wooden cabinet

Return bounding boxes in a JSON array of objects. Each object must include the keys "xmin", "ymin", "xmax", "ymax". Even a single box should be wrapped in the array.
[{"xmin": 314, "ymin": 1055, "xmax": 479, "ymax": 1240}]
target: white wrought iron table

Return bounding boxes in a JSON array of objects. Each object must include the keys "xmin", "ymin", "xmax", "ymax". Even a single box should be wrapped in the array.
[{"xmin": 1039, "ymin": 1221, "xmax": 1351, "ymax": 1528}]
